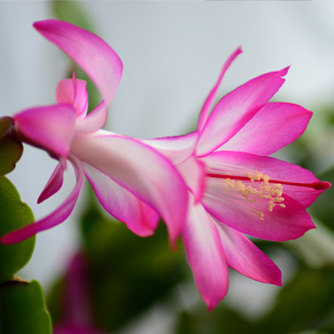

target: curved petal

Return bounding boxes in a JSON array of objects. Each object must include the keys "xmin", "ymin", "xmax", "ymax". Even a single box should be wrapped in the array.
[
  {"xmin": 71, "ymin": 130, "xmax": 188, "ymax": 242},
  {"xmin": 204, "ymin": 181, "xmax": 315, "ymax": 242},
  {"xmin": 201, "ymin": 151, "xmax": 324, "ymax": 241},
  {"xmin": 198, "ymin": 47, "xmax": 242, "ymax": 131},
  {"xmin": 143, "ymin": 132, "xmax": 198, "ymax": 165},
  {"xmin": 1, "ymin": 154, "xmax": 84, "ymax": 244},
  {"xmin": 34, "ymin": 19, "xmax": 123, "ymax": 107},
  {"xmin": 56, "ymin": 78, "xmax": 88, "ymax": 118},
  {"xmin": 221, "ymin": 102, "xmax": 312, "ymax": 155},
  {"xmin": 14, "ymin": 104, "xmax": 76, "ymax": 157},
  {"xmin": 38, "ymin": 158, "xmax": 66, "ymax": 204},
  {"xmin": 74, "ymin": 101, "xmax": 107, "ymax": 133},
  {"xmin": 196, "ymin": 67, "xmax": 289, "ymax": 156},
  {"xmin": 204, "ymin": 151, "xmax": 330, "ymax": 207},
  {"xmin": 177, "ymin": 156, "xmax": 206, "ymax": 203},
  {"xmin": 216, "ymin": 223, "xmax": 282, "ymax": 285},
  {"xmin": 183, "ymin": 198, "xmax": 229, "ymax": 310},
  {"xmin": 84, "ymin": 163, "xmax": 159, "ymax": 237}
]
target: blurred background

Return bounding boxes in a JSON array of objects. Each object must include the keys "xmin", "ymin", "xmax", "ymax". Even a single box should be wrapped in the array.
[{"xmin": 0, "ymin": 1, "xmax": 334, "ymax": 333}]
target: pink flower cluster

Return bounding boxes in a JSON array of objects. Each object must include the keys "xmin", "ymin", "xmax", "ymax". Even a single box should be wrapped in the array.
[{"xmin": 1, "ymin": 20, "xmax": 329, "ymax": 309}]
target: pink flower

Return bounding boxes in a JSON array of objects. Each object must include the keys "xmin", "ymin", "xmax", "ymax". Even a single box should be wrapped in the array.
[
  {"xmin": 144, "ymin": 48, "xmax": 330, "ymax": 310},
  {"xmin": 53, "ymin": 253, "xmax": 106, "ymax": 334},
  {"xmin": 1, "ymin": 20, "xmax": 188, "ymax": 245}
]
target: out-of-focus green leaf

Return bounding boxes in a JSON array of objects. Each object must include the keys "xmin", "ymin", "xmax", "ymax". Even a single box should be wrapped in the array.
[
  {"xmin": 52, "ymin": 0, "xmax": 94, "ymax": 31},
  {"xmin": 308, "ymin": 167, "xmax": 334, "ymax": 231},
  {"xmin": 176, "ymin": 305, "xmax": 254, "ymax": 334},
  {"xmin": 0, "ymin": 280, "xmax": 52, "ymax": 334},
  {"xmin": 0, "ymin": 176, "xmax": 35, "ymax": 283},
  {"xmin": 255, "ymin": 267, "xmax": 334, "ymax": 333},
  {"xmin": 0, "ymin": 117, "xmax": 23, "ymax": 176},
  {"xmin": 76, "ymin": 204, "xmax": 187, "ymax": 331}
]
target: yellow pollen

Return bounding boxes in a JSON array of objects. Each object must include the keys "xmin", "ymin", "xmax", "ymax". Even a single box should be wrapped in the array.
[
  {"xmin": 253, "ymin": 209, "xmax": 265, "ymax": 221},
  {"xmin": 224, "ymin": 170, "xmax": 285, "ymax": 221}
]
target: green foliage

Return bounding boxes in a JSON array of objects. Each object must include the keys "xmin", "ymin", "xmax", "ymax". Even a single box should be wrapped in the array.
[
  {"xmin": 255, "ymin": 267, "xmax": 334, "ymax": 333},
  {"xmin": 176, "ymin": 306, "xmax": 253, "ymax": 334},
  {"xmin": 0, "ymin": 177, "xmax": 51, "ymax": 333},
  {"xmin": 51, "ymin": 0, "xmax": 94, "ymax": 32},
  {"xmin": 0, "ymin": 176, "xmax": 35, "ymax": 282},
  {"xmin": 82, "ymin": 205, "xmax": 188, "ymax": 331},
  {"xmin": 48, "ymin": 202, "xmax": 188, "ymax": 332},
  {"xmin": 0, "ymin": 280, "xmax": 52, "ymax": 334},
  {"xmin": 0, "ymin": 117, "xmax": 23, "ymax": 176},
  {"xmin": 174, "ymin": 265, "xmax": 334, "ymax": 334}
]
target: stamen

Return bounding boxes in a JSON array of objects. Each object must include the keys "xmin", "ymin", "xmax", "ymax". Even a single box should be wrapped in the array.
[
  {"xmin": 213, "ymin": 170, "xmax": 288, "ymax": 221},
  {"xmin": 208, "ymin": 169, "xmax": 330, "ymax": 221}
]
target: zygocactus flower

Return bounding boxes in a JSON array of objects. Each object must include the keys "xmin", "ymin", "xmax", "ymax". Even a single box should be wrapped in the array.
[
  {"xmin": 0, "ymin": 20, "xmax": 188, "ymax": 245},
  {"xmin": 144, "ymin": 47, "xmax": 330, "ymax": 310},
  {"xmin": 53, "ymin": 253, "xmax": 106, "ymax": 334}
]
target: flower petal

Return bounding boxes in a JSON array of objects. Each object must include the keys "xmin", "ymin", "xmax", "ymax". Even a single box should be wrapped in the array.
[
  {"xmin": 204, "ymin": 151, "xmax": 329, "ymax": 207},
  {"xmin": 177, "ymin": 156, "xmax": 205, "ymax": 203},
  {"xmin": 202, "ymin": 151, "xmax": 321, "ymax": 241},
  {"xmin": 216, "ymin": 223, "xmax": 282, "ymax": 285},
  {"xmin": 221, "ymin": 102, "xmax": 312, "ymax": 155},
  {"xmin": 38, "ymin": 158, "xmax": 66, "ymax": 204},
  {"xmin": 34, "ymin": 19, "xmax": 123, "ymax": 107},
  {"xmin": 198, "ymin": 47, "xmax": 242, "ymax": 131},
  {"xmin": 1, "ymin": 154, "xmax": 84, "ymax": 244},
  {"xmin": 56, "ymin": 78, "xmax": 88, "ymax": 118},
  {"xmin": 74, "ymin": 101, "xmax": 107, "ymax": 133},
  {"xmin": 143, "ymin": 132, "xmax": 198, "ymax": 165},
  {"xmin": 14, "ymin": 104, "xmax": 76, "ymax": 157},
  {"xmin": 196, "ymin": 67, "xmax": 289, "ymax": 156},
  {"xmin": 183, "ymin": 198, "xmax": 229, "ymax": 310},
  {"xmin": 204, "ymin": 182, "xmax": 314, "ymax": 242},
  {"xmin": 84, "ymin": 163, "xmax": 159, "ymax": 237},
  {"xmin": 71, "ymin": 131, "xmax": 188, "ymax": 242}
]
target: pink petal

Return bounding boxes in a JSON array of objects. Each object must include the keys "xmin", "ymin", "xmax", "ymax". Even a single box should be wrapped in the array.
[
  {"xmin": 204, "ymin": 181, "xmax": 314, "ymax": 242},
  {"xmin": 205, "ymin": 151, "xmax": 329, "ymax": 207},
  {"xmin": 198, "ymin": 47, "xmax": 243, "ymax": 131},
  {"xmin": 14, "ymin": 104, "xmax": 76, "ymax": 157},
  {"xmin": 221, "ymin": 102, "xmax": 312, "ymax": 155},
  {"xmin": 216, "ymin": 223, "xmax": 282, "ymax": 285},
  {"xmin": 38, "ymin": 158, "xmax": 66, "ymax": 204},
  {"xmin": 196, "ymin": 67, "xmax": 289, "ymax": 156},
  {"xmin": 84, "ymin": 163, "xmax": 159, "ymax": 237},
  {"xmin": 1, "ymin": 154, "xmax": 84, "ymax": 244},
  {"xmin": 143, "ymin": 132, "xmax": 198, "ymax": 165},
  {"xmin": 34, "ymin": 19, "xmax": 123, "ymax": 107},
  {"xmin": 177, "ymin": 156, "xmax": 206, "ymax": 203},
  {"xmin": 202, "ymin": 151, "xmax": 321, "ymax": 241},
  {"xmin": 74, "ymin": 101, "xmax": 107, "ymax": 133},
  {"xmin": 56, "ymin": 78, "xmax": 88, "ymax": 118},
  {"xmin": 183, "ymin": 198, "xmax": 229, "ymax": 310},
  {"xmin": 71, "ymin": 130, "xmax": 188, "ymax": 242}
]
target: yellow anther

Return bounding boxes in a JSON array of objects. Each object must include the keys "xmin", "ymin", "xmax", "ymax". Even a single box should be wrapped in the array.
[
  {"xmin": 224, "ymin": 170, "xmax": 286, "ymax": 221},
  {"xmin": 253, "ymin": 209, "xmax": 265, "ymax": 221}
]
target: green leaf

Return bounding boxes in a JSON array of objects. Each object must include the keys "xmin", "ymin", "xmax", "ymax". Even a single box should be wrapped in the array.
[
  {"xmin": 48, "ymin": 204, "xmax": 187, "ymax": 331},
  {"xmin": 0, "ymin": 117, "xmax": 23, "ymax": 176},
  {"xmin": 0, "ymin": 280, "xmax": 52, "ymax": 334},
  {"xmin": 0, "ymin": 176, "xmax": 35, "ymax": 282},
  {"xmin": 177, "ymin": 308, "xmax": 254, "ymax": 334},
  {"xmin": 255, "ymin": 267, "xmax": 334, "ymax": 333},
  {"xmin": 52, "ymin": 0, "xmax": 94, "ymax": 32}
]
